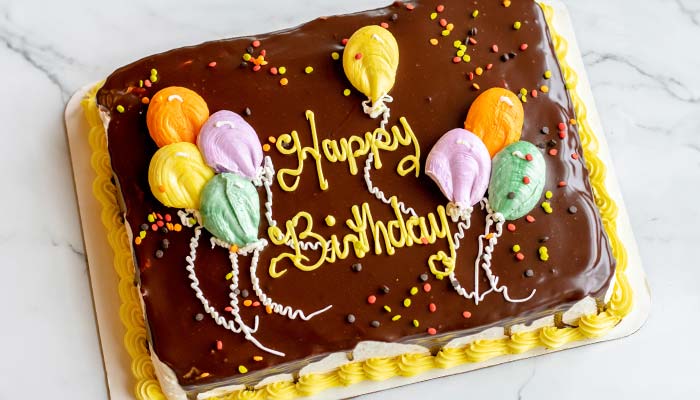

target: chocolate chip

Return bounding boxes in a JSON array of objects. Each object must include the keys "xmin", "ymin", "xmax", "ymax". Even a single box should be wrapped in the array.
[
  {"xmin": 246, "ymin": 46, "xmax": 254, "ymax": 54},
  {"xmin": 540, "ymin": 236, "xmax": 550, "ymax": 243},
  {"xmin": 568, "ymin": 206, "xmax": 578, "ymax": 214},
  {"xmin": 391, "ymin": 13, "xmax": 399, "ymax": 21},
  {"xmin": 244, "ymin": 107, "xmax": 252, "ymax": 116},
  {"xmin": 501, "ymin": 53, "xmax": 510, "ymax": 62},
  {"xmin": 346, "ymin": 314, "xmax": 356, "ymax": 323},
  {"xmin": 524, "ymin": 269, "xmax": 534, "ymax": 278},
  {"xmin": 160, "ymin": 227, "xmax": 169, "ymax": 234},
  {"xmin": 195, "ymin": 313, "xmax": 204, "ymax": 322},
  {"xmin": 541, "ymin": 127, "xmax": 550, "ymax": 134},
  {"xmin": 161, "ymin": 239, "xmax": 170, "ymax": 249},
  {"xmin": 380, "ymin": 285, "xmax": 391, "ymax": 294},
  {"xmin": 548, "ymin": 139, "xmax": 557, "ymax": 147},
  {"xmin": 507, "ymin": 192, "xmax": 516, "ymax": 199},
  {"xmin": 370, "ymin": 320, "xmax": 381, "ymax": 328},
  {"xmin": 155, "ymin": 250, "xmax": 164, "ymax": 259},
  {"xmin": 241, "ymin": 289, "xmax": 249, "ymax": 298},
  {"xmin": 419, "ymin": 273, "xmax": 429, "ymax": 282},
  {"xmin": 240, "ymin": 61, "xmax": 249, "ymax": 68},
  {"xmin": 140, "ymin": 224, "xmax": 149, "ymax": 231},
  {"xmin": 351, "ymin": 263, "xmax": 363, "ymax": 272}
]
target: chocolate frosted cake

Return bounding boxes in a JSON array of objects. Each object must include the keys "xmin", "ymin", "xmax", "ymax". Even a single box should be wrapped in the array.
[{"xmin": 85, "ymin": 0, "xmax": 632, "ymax": 398}]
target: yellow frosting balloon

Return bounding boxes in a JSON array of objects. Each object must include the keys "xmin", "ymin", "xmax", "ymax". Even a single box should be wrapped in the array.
[
  {"xmin": 146, "ymin": 86, "xmax": 209, "ymax": 147},
  {"xmin": 148, "ymin": 142, "xmax": 214, "ymax": 209},
  {"xmin": 343, "ymin": 26, "xmax": 399, "ymax": 104},
  {"xmin": 464, "ymin": 87, "xmax": 524, "ymax": 158}
]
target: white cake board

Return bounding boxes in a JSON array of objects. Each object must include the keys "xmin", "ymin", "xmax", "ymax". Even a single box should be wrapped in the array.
[{"xmin": 65, "ymin": 2, "xmax": 650, "ymax": 399}]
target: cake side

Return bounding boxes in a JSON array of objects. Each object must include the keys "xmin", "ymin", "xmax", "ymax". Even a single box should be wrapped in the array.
[{"xmin": 86, "ymin": 1, "xmax": 624, "ymax": 398}]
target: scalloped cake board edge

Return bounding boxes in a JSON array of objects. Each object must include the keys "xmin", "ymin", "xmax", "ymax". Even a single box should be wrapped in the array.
[{"xmin": 64, "ymin": 1, "xmax": 650, "ymax": 399}]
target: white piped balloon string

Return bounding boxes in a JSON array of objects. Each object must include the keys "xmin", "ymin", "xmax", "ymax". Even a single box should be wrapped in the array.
[
  {"xmin": 446, "ymin": 202, "xmax": 473, "ymax": 223},
  {"xmin": 361, "ymin": 94, "xmax": 393, "ymax": 120},
  {"xmin": 249, "ymin": 247, "xmax": 332, "ymax": 321}
]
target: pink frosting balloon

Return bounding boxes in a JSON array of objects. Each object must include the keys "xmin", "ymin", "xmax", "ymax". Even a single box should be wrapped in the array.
[
  {"xmin": 197, "ymin": 110, "xmax": 263, "ymax": 179},
  {"xmin": 425, "ymin": 128, "xmax": 491, "ymax": 207}
]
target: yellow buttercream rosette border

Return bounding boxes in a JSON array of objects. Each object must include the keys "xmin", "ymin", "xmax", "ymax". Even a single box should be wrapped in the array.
[{"xmin": 82, "ymin": 3, "xmax": 632, "ymax": 398}]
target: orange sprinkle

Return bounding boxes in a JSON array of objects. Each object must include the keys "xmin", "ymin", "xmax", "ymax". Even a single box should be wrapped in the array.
[
  {"xmin": 158, "ymin": 185, "xmax": 166, "ymax": 193},
  {"xmin": 280, "ymin": 78, "xmax": 289, "ymax": 86},
  {"xmin": 268, "ymin": 136, "xmax": 277, "ymax": 143},
  {"xmin": 429, "ymin": 38, "xmax": 439, "ymax": 46},
  {"xmin": 141, "ymin": 97, "xmax": 150, "ymax": 104},
  {"xmin": 262, "ymin": 143, "xmax": 271, "ymax": 152},
  {"xmin": 243, "ymin": 299, "xmax": 253, "ymax": 307},
  {"xmin": 134, "ymin": 237, "xmax": 142, "ymax": 245},
  {"xmin": 200, "ymin": 373, "xmax": 210, "ymax": 378},
  {"xmin": 265, "ymin": 305, "xmax": 273, "ymax": 314},
  {"xmin": 174, "ymin": 224, "xmax": 182, "ymax": 232},
  {"xmin": 253, "ymin": 356, "xmax": 264, "ymax": 362}
]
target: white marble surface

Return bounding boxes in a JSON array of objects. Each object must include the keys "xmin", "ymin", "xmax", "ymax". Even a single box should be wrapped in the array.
[{"xmin": 0, "ymin": 0, "xmax": 697, "ymax": 398}]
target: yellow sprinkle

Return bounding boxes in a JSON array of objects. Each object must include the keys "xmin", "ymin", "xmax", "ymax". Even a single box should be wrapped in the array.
[
  {"xmin": 457, "ymin": 50, "xmax": 466, "ymax": 57},
  {"xmin": 268, "ymin": 136, "xmax": 276, "ymax": 143},
  {"xmin": 430, "ymin": 12, "xmax": 438, "ymax": 20},
  {"xmin": 521, "ymin": 95, "xmax": 527, "ymax": 103},
  {"xmin": 331, "ymin": 52, "xmax": 340, "ymax": 60},
  {"xmin": 325, "ymin": 215, "xmax": 336, "ymax": 226},
  {"xmin": 545, "ymin": 190, "xmax": 553, "ymax": 199},
  {"xmin": 463, "ymin": 54, "xmax": 471, "ymax": 62},
  {"xmin": 413, "ymin": 319, "xmax": 420, "ymax": 327},
  {"xmin": 253, "ymin": 356, "xmax": 263, "ymax": 362},
  {"xmin": 225, "ymin": 272, "xmax": 233, "ymax": 281},
  {"xmin": 430, "ymin": 38, "xmax": 439, "ymax": 46},
  {"xmin": 472, "ymin": 10, "xmax": 479, "ymax": 18},
  {"xmin": 242, "ymin": 53, "xmax": 252, "ymax": 61},
  {"xmin": 392, "ymin": 315, "xmax": 402, "ymax": 321},
  {"xmin": 304, "ymin": 66, "xmax": 314, "ymax": 74},
  {"xmin": 384, "ymin": 305, "xmax": 392, "ymax": 313},
  {"xmin": 512, "ymin": 244, "xmax": 521, "ymax": 252},
  {"xmin": 150, "ymin": 75, "xmax": 158, "ymax": 83},
  {"xmin": 475, "ymin": 67, "xmax": 484, "ymax": 76},
  {"xmin": 410, "ymin": 287, "xmax": 419, "ymax": 296},
  {"xmin": 116, "ymin": 105, "xmax": 125, "ymax": 113},
  {"xmin": 238, "ymin": 365, "xmax": 248, "ymax": 374},
  {"xmin": 139, "ymin": 231, "xmax": 146, "ymax": 239},
  {"xmin": 278, "ymin": 66, "xmax": 287, "ymax": 75},
  {"xmin": 150, "ymin": 68, "xmax": 158, "ymax": 76},
  {"xmin": 200, "ymin": 372, "xmax": 210, "ymax": 378},
  {"xmin": 279, "ymin": 78, "xmax": 289, "ymax": 86},
  {"xmin": 446, "ymin": 23, "xmax": 454, "ymax": 31},
  {"xmin": 541, "ymin": 85, "xmax": 550, "ymax": 93},
  {"xmin": 403, "ymin": 298, "xmax": 412, "ymax": 307},
  {"xmin": 544, "ymin": 70, "xmax": 553, "ymax": 79},
  {"xmin": 459, "ymin": 44, "xmax": 467, "ymax": 51},
  {"xmin": 343, "ymin": 88, "xmax": 351, "ymax": 96},
  {"xmin": 485, "ymin": 232, "xmax": 494, "ymax": 240},
  {"xmin": 441, "ymin": 29, "xmax": 451, "ymax": 36},
  {"xmin": 520, "ymin": 88, "xmax": 528, "ymax": 95},
  {"xmin": 503, "ymin": 0, "xmax": 511, "ymax": 7},
  {"xmin": 453, "ymin": 40, "xmax": 462, "ymax": 48},
  {"xmin": 514, "ymin": 21, "xmax": 522, "ymax": 30}
]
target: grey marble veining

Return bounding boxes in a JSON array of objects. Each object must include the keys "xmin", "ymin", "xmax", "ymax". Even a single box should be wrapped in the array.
[{"xmin": 0, "ymin": 0, "xmax": 697, "ymax": 398}]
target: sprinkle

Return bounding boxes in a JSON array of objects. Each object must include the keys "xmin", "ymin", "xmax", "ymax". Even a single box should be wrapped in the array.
[
  {"xmin": 251, "ymin": 40, "xmax": 261, "ymax": 48},
  {"xmin": 410, "ymin": 286, "xmax": 419, "ymax": 296},
  {"xmin": 355, "ymin": 53, "xmax": 363, "ymax": 60},
  {"xmin": 242, "ymin": 53, "xmax": 252, "ymax": 61},
  {"xmin": 116, "ymin": 105, "xmax": 125, "ymax": 113},
  {"xmin": 144, "ymin": 79, "xmax": 152, "ymax": 87},
  {"xmin": 472, "ymin": 10, "xmax": 479, "ymax": 18},
  {"xmin": 238, "ymin": 365, "xmax": 248, "ymax": 374},
  {"xmin": 545, "ymin": 190, "xmax": 553, "ymax": 199},
  {"xmin": 200, "ymin": 373, "xmax": 210, "ymax": 378},
  {"xmin": 571, "ymin": 153, "xmax": 579, "ymax": 160},
  {"xmin": 430, "ymin": 38, "xmax": 439, "ymax": 46},
  {"xmin": 491, "ymin": 44, "xmax": 499, "ymax": 53},
  {"xmin": 380, "ymin": 22, "xmax": 389, "ymax": 29},
  {"xmin": 471, "ymin": 83, "xmax": 480, "ymax": 90},
  {"xmin": 462, "ymin": 311, "xmax": 472, "ymax": 318},
  {"xmin": 558, "ymin": 181, "xmax": 568, "ymax": 187},
  {"xmin": 245, "ymin": 107, "xmax": 252, "ymax": 116},
  {"xmin": 486, "ymin": 63, "xmax": 493, "ymax": 70},
  {"xmin": 520, "ymin": 43, "xmax": 529, "ymax": 51},
  {"xmin": 453, "ymin": 40, "xmax": 462, "ymax": 48},
  {"xmin": 468, "ymin": 72, "xmax": 474, "ymax": 81},
  {"xmin": 421, "ymin": 237, "xmax": 429, "ymax": 245},
  {"xmin": 463, "ymin": 54, "xmax": 472, "ymax": 63},
  {"xmin": 437, "ymin": 4, "xmax": 445, "ymax": 12},
  {"xmin": 468, "ymin": 37, "xmax": 477, "ymax": 45},
  {"xmin": 531, "ymin": 90, "xmax": 538, "ymax": 98},
  {"xmin": 261, "ymin": 143, "xmax": 270, "ymax": 152},
  {"xmin": 430, "ymin": 12, "xmax": 438, "ymax": 20},
  {"xmin": 507, "ymin": 223, "xmax": 516, "ymax": 232},
  {"xmin": 512, "ymin": 244, "xmax": 521, "ymax": 252},
  {"xmin": 427, "ymin": 327, "xmax": 437, "ymax": 335},
  {"xmin": 174, "ymin": 224, "xmax": 182, "ymax": 232},
  {"xmin": 541, "ymin": 85, "xmax": 550, "ymax": 93},
  {"xmin": 392, "ymin": 315, "xmax": 402, "ymax": 321},
  {"xmin": 485, "ymin": 233, "xmax": 494, "ymax": 240},
  {"xmin": 208, "ymin": 61, "xmax": 217, "ymax": 68},
  {"xmin": 241, "ymin": 289, "xmax": 249, "ymax": 298},
  {"xmin": 243, "ymin": 299, "xmax": 253, "ymax": 307},
  {"xmin": 439, "ymin": 18, "xmax": 447, "ymax": 27},
  {"xmin": 548, "ymin": 149, "xmax": 558, "ymax": 156},
  {"xmin": 195, "ymin": 313, "xmax": 204, "ymax": 322},
  {"xmin": 367, "ymin": 295, "xmax": 377, "ymax": 304},
  {"xmin": 539, "ymin": 246, "xmax": 549, "ymax": 261},
  {"xmin": 403, "ymin": 298, "xmax": 412, "ymax": 307},
  {"xmin": 515, "ymin": 252, "xmax": 525, "ymax": 261},
  {"xmin": 346, "ymin": 314, "xmax": 356, "ymax": 323},
  {"xmin": 139, "ymin": 231, "xmax": 147, "ymax": 239},
  {"xmin": 270, "ymin": 67, "xmax": 278, "ymax": 75},
  {"xmin": 341, "ymin": 38, "xmax": 349, "ymax": 45},
  {"xmin": 405, "ymin": 3, "xmax": 415, "ymax": 10},
  {"xmin": 523, "ymin": 176, "xmax": 531, "ymax": 184},
  {"xmin": 383, "ymin": 305, "xmax": 392, "ymax": 312},
  {"xmin": 253, "ymin": 356, "xmax": 264, "ymax": 362},
  {"xmin": 278, "ymin": 66, "xmax": 287, "ymax": 74},
  {"xmin": 446, "ymin": 23, "xmax": 454, "ymax": 31},
  {"xmin": 541, "ymin": 201, "xmax": 553, "ymax": 214},
  {"xmin": 343, "ymin": 88, "xmax": 352, "ymax": 97},
  {"xmin": 429, "ymin": 303, "xmax": 437, "ymax": 313},
  {"xmin": 225, "ymin": 272, "xmax": 233, "ymax": 280},
  {"xmin": 265, "ymin": 305, "xmax": 272, "ymax": 314},
  {"xmin": 351, "ymin": 263, "xmax": 362, "ymax": 272},
  {"xmin": 442, "ymin": 29, "xmax": 451, "ymax": 37},
  {"xmin": 423, "ymin": 283, "xmax": 432, "ymax": 292},
  {"xmin": 475, "ymin": 67, "xmax": 484, "ymax": 76},
  {"xmin": 331, "ymin": 52, "xmax": 340, "ymax": 60},
  {"xmin": 526, "ymin": 215, "xmax": 536, "ymax": 223},
  {"xmin": 151, "ymin": 224, "xmax": 158, "ymax": 231},
  {"xmin": 452, "ymin": 56, "xmax": 462, "ymax": 64},
  {"xmin": 513, "ymin": 21, "xmax": 522, "ymax": 30},
  {"xmin": 544, "ymin": 70, "xmax": 553, "ymax": 79},
  {"xmin": 391, "ymin": 13, "xmax": 399, "ymax": 21},
  {"xmin": 370, "ymin": 320, "xmax": 381, "ymax": 328},
  {"xmin": 216, "ymin": 340, "xmax": 223, "ymax": 351},
  {"xmin": 420, "ymin": 273, "xmax": 429, "ymax": 282},
  {"xmin": 279, "ymin": 78, "xmax": 289, "ymax": 86},
  {"xmin": 568, "ymin": 205, "xmax": 578, "ymax": 214},
  {"xmin": 134, "ymin": 237, "xmax": 142, "ymax": 245},
  {"xmin": 413, "ymin": 319, "xmax": 420, "ymax": 327},
  {"xmin": 524, "ymin": 269, "xmax": 535, "ymax": 278},
  {"xmin": 141, "ymin": 97, "xmax": 150, "ymax": 104},
  {"xmin": 253, "ymin": 65, "xmax": 261, "ymax": 72},
  {"xmin": 224, "ymin": 306, "xmax": 233, "ymax": 312}
]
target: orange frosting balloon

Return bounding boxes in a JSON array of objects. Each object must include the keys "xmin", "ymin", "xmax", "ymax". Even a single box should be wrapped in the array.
[
  {"xmin": 464, "ymin": 87, "xmax": 524, "ymax": 158},
  {"xmin": 146, "ymin": 86, "xmax": 209, "ymax": 147}
]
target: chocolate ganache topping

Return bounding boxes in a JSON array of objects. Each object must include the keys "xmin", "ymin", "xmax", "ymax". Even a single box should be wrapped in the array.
[{"xmin": 97, "ymin": 0, "xmax": 615, "ymax": 391}]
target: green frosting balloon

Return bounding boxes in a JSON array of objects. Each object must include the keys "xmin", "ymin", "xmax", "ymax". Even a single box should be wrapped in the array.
[
  {"xmin": 200, "ymin": 173, "xmax": 260, "ymax": 246},
  {"xmin": 488, "ymin": 141, "xmax": 546, "ymax": 221}
]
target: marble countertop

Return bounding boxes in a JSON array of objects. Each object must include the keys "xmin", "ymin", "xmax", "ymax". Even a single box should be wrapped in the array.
[{"xmin": 1, "ymin": 0, "xmax": 697, "ymax": 398}]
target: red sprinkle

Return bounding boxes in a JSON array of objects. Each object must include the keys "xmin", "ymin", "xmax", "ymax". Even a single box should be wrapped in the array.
[
  {"xmin": 462, "ymin": 311, "xmax": 472, "ymax": 319},
  {"xmin": 520, "ymin": 43, "xmax": 529, "ymax": 51},
  {"xmin": 515, "ymin": 252, "xmax": 525, "ymax": 261},
  {"xmin": 216, "ymin": 340, "xmax": 223, "ymax": 351},
  {"xmin": 468, "ymin": 72, "xmax": 475, "ymax": 80},
  {"xmin": 439, "ymin": 18, "xmax": 448, "ymax": 27},
  {"xmin": 252, "ymin": 65, "xmax": 261, "ymax": 72},
  {"xmin": 367, "ymin": 295, "xmax": 377, "ymax": 304},
  {"xmin": 526, "ymin": 215, "xmax": 536, "ymax": 223},
  {"xmin": 486, "ymin": 63, "xmax": 493, "ymax": 70},
  {"xmin": 468, "ymin": 37, "xmax": 477, "ymax": 45},
  {"xmin": 252, "ymin": 40, "xmax": 261, "ymax": 48},
  {"xmin": 559, "ymin": 131, "xmax": 566, "ymax": 139},
  {"xmin": 165, "ymin": 214, "xmax": 172, "ymax": 222},
  {"xmin": 558, "ymin": 181, "xmax": 568, "ymax": 187},
  {"xmin": 423, "ymin": 283, "xmax": 432, "ymax": 293},
  {"xmin": 355, "ymin": 53, "xmax": 363, "ymax": 60},
  {"xmin": 491, "ymin": 44, "xmax": 499, "ymax": 52},
  {"xmin": 427, "ymin": 327, "xmax": 437, "ymax": 335},
  {"xmin": 572, "ymin": 153, "xmax": 579, "ymax": 160},
  {"xmin": 252, "ymin": 301, "xmax": 260, "ymax": 307},
  {"xmin": 531, "ymin": 90, "xmax": 538, "ymax": 98},
  {"xmin": 549, "ymin": 148, "xmax": 558, "ymax": 156},
  {"xmin": 452, "ymin": 56, "xmax": 462, "ymax": 63},
  {"xmin": 429, "ymin": 303, "xmax": 437, "ymax": 313},
  {"xmin": 208, "ymin": 61, "xmax": 217, "ymax": 68},
  {"xmin": 523, "ymin": 176, "xmax": 531, "ymax": 184},
  {"xmin": 270, "ymin": 67, "xmax": 278, "ymax": 75},
  {"xmin": 421, "ymin": 237, "xmax": 429, "ymax": 245},
  {"xmin": 380, "ymin": 22, "xmax": 389, "ymax": 29},
  {"xmin": 156, "ymin": 220, "xmax": 164, "ymax": 227},
  {"xmin": 525, "ymin": 153, "xmax": 534, "ymax": 161},
  {"xmin": 224, "ymin": 306, "xmax": 233, "ymax": 312},
  {"xmin": 341, "ymin": 38, "xmax": 349, "ymax": 45},
  {"xmin": 406, "ymin": 3, "xmax": 415, "ymax": 10},
  {"xmin": 436, "ymin": 4, "xmax": 445, "ymax": 12},
  {"xmin": 507, "ymin": 223, "xmax": 516, "ymax": 232},
  {"xmin": 260, "ymin": 49, "xmax": 267, "ymax": 57},
  {"xmin": 157, "ymin": 213, "xmax": 163, "ymax": 220},
  {"xmin": 151, "ymin": 224, "xmax": 158, "ymax": 231},
  {"xmin": 558, "ymin": 122, "xmax": 567, "ymax": 130}
]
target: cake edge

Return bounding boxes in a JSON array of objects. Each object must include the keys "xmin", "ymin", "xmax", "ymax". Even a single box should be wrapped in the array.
[{"xmin": 80, "ymin": 1, "xmax": 633, "ymax": 399}]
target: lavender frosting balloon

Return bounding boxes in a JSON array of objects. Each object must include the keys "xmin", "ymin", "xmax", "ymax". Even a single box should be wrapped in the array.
[
  {"xmin": 197, "ymin": 110, "xmax": 263, "ymax": 179},
  {"xmin": 425, "ymin": 128, "xmax": 491, "ymax": 207}
]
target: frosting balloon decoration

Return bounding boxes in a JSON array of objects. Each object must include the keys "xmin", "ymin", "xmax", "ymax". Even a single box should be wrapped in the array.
[
  {"xmin": 464, "ymin": 87, "xmax": 524, "ymax": 158},
  {"xmin": 146, "ymin": 86, "xmax": 209, "ymax": 147},
  {"xmin": 489, "ymin": 141, "xmax": 546, "ymax": 221},
  {"xmin": 143, "ymin": 88, "xmax": 331, "ymax": 357},
  {"xmin": 425, "ymin": 128, "xmax": 491, "ymax": 222},
  {"xmin": 200, "ymin": 173, "xmax": 261, "ymax": 247},
  {"xmin": 197, "ymin": 110, "xmax": 263, "ymax": 179},
  {"xmin": 148, "ymin": 142, "xmax": 214, "ymax": 209},
  {"xmin": 343, "ymin": 25, "xmax": 399, "ymax": 118}
]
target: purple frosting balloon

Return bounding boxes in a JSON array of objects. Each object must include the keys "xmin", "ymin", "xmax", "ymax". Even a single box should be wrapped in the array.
[
  {"xmin": 425, "ymin": 128, "xmax": 491, "ymax": 207},
  {"xmin": 197, "ymin": 110, "xmax": 263, "ymax": 179}
]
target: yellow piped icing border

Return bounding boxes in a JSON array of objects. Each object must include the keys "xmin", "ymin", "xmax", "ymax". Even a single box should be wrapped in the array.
[{"xmin": 82, "ymin": 3, "xmax": 632, "ymax": 399}]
